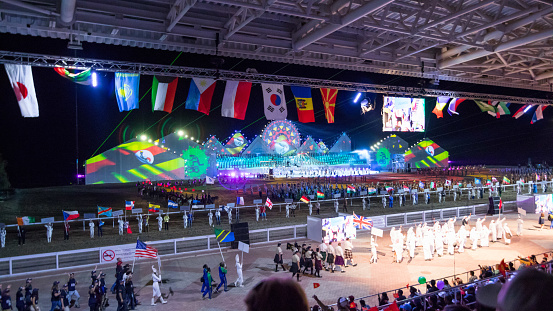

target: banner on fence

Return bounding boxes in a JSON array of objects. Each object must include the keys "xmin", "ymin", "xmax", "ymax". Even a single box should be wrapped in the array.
[
  {"xmin": 285, "ymin": 199, "xmax": 294, "ymax": 204},
  {"xmin": 112, "ymin": 210, "xmax": 124, "ymax": 217},
  {"xmin": 206, "ymin": 204, "xmax": 216, "ymax": 209}
]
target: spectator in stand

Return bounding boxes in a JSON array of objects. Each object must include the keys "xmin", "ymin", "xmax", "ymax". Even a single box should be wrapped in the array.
[
  {"xmin": 443, "ymin": 306, "xmax": 470, "ymax": 311},
  {"xmin": 468, "ymin": 271, "xmax": 477, "ymax": 283},
  {"xmin": 244, "ymin": 278, "xmax": 309, "ymax": 311},
  {"xmin": 496, "ymin": 268, "xmax": 553, "ymax": 311},
  {"xmin": 359, "ymin": 299, "xmax": 369, "ymax": 311},
  {"xmin": 396, "ymin": 289, "xmax": 406, "ymax": 301},
  {"xmin": 427, "ymin": 280, "xmax": 439, "ymax": 293},
  {"xmin": 313, "ymin": 295, "xmax": 349, "ymax": 311},
  {"xmin": 347, "ymin": 295, "xmax": 356, "ymax": 311},
  {"xmin": 378, "ymin": 292, "xmax": 389, "ymax": 306}
]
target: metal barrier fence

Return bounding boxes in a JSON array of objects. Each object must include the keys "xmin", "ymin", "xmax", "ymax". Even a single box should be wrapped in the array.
[{"xmin": 0, "ymin": 224, "xmax": 307, "ymax": 277}]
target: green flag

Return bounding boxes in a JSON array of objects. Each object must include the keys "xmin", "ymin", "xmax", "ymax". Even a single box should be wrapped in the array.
[
  {"xmin": 213, "ymin": 227, "xmax": 235, "ymax": 243},
  {"xmin": 474, "ymin": 100, "xmax": 497, "ymax": 113}
]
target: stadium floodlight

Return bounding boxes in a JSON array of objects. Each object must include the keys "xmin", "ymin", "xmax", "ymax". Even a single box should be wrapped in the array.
[
  {"xmin": 177, "ymin": 130, "xmax": 184, "ymax": 136},
  {"xmin": 140, "ymin": 135, "xmax": 147, "ymax": 141},
  {"xmin": 190, "ymin": 137, "xmax": 194, "ymax": 140},
  {"xmin": 91, "ymin": 72, "xmax": 98, "ymax": 87},
  {"xmin": 353, "ymin": 92, "xmax": 362, "ymax": 103}
]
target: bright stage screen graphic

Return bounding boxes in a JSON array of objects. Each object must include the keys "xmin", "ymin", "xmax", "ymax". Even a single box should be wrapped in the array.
[
  {"xmin": 535, "ymin": 194, "xmax": 553, "ymax": 214},
  {"xmin": 322, "ymin": 216, "xmax": 356, "ymax": 242},
  {"xmin": 382, "ymin": 97, "xmax": 425, "ymax": 132}
]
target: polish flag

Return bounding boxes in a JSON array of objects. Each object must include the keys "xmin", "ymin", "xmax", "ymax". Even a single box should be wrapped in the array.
[{"xmin": 221, "ymin": 81, "xmax": 252, "ymax": 120}]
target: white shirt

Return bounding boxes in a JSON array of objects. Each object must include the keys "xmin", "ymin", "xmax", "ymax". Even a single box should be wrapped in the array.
[
  {"xmin": 276, "ymin": 246, "xmax": 282, "ymax": 255},
  {"xmin": 335, "ymin": 245, "xmax": 344, "ymax": 257},
  {"xmin": 327, "ymin": 244, "xmax": 335, "ymax": 255},
  {"xmin": 319, "ymin": 243, "xmax": 328, "ymax": 252},
  {"xmin": 344, "ymin": 240, "xmax": 353, "ymax": 250}
]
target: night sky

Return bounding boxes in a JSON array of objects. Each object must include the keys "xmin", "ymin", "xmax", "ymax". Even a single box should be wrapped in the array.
[{"xmin": 1, "ymin": 33, "xmax": 552, "ymax": 188}]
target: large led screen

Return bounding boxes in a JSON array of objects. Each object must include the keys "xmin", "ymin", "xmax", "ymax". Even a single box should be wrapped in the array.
[
  {"xmin": 322, "ymin": 216, "xmax": 356, "ymax": 242},
  {"xmin": 382, "ymin": 96, "xmax": 425, "ymax": 132},
  {"xmin": 535, "ymin": 194, "xmax": 553, "ymax": 214}
]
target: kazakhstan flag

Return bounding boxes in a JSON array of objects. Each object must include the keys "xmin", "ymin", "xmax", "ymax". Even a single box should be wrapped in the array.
[{"xmin": 115, "ymin": 72, "xmax": 140, "ymax": 112}]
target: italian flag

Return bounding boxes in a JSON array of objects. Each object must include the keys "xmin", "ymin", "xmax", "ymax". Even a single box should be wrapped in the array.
[
  {"xmin": 152, "ymin": 76, "xmax": 178, "ymax": 113},
  {"xmin": 317, "ymin": 191, "xmax": 325, "ymax": 198}
]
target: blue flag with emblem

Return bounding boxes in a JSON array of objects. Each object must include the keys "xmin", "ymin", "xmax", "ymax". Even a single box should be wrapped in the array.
[
  {"xmin": 115, "ymin": 72, "xmax": 140, "ymax": 112},
  {"xmin": 168, "ymin": 200, "xmax": 178, "ymax": 209}
]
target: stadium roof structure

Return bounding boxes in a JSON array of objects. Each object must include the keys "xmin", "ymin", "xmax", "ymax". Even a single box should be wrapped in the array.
[{"xmin": 2, "ymin": 0, "xmax": 553, "ymax": 92}]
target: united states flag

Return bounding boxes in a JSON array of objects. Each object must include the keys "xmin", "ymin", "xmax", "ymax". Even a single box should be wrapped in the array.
[{"xmin": 135, "ymin": 240, "xmax": 158, "ymax": 259}]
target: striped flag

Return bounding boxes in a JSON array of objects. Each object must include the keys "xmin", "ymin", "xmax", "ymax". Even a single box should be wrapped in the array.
[
  {"xmin": 135, "ymin": 240, "xmax": 158, "ymax": 259},
  {"xmin": 531, "ymin": 105, "xmax": 547, "ymax": 124},
  {"xmin": 317, "ymin": 191, "xmax": 325, "ymax": 198},
  {"xmin": 214, "ymin": 227, "xmax": 235, "ymax": 243},
  {"xmin": 168, "ymin": 200, "xmax": 178, "ymax": 209},
  {"xmin": 513, "ymin": 104, "xmax": 530, "ymax": 119},
  {"xmin": 149, "ymin": 203, "xmax": 160, "ymax": 213},
  {"xmin": 185, "ymin": 78, "xmax": 217, "ymax": 115},
  {"xmin": 368, "ymin": 188, "xmax": 377, "ymax": 195},
  {"xmin": 300, "ymin": 196, "xmax": 310, "ymax": 203},
  {"xmin": 503, "ymin": 176, "xmax": 511, "ymax": 184},
  {"xmin": 152, "ymin": 76, "xmax": 178, "ymax": 113},
  {"xmin": 125, "ymin": 201, "xmax": 135, "ymax": 211},
  {"xmin": 430, "ymin": 182, "xmax": 435, "ymax": 189},
  {"xmin": 265, "ymin": 197, "xmax": 273, "ymax": 210},
  {"xmin": 347, "ymin": 185, "xmax": 356, "ymax": 193},
  {"xmin": 221, "ymin": 81, "xmax": 252, "ymax": 120},
  {"xmin": 63, "ymin": 211, "xmax": 80, "ymax": 221},
  {"xmin": 447, "ymin": 98, "xmax": 465, "ymax": 115},
  {"xmin": 16, "ymin": 216, "xmax": 35, "ymax": 226}
]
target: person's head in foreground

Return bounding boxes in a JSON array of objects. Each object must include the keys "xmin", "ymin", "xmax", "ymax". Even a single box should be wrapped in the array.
[
  {"xmin": 245, "ymin": 277, "xmax": 309, "ymax": 311},
  {"xmin": 496, "ymin": 268, "xmax": 553, "ymax": 311}
]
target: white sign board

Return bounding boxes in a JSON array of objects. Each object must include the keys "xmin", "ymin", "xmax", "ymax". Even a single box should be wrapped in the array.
[
  {"xmin": 206, "ymin": 204, "xmax": 216, "ymax": 209},
  {"xmin": 192, "ymin": 205, "xmax": 201, "ymax": 209},
  {"xmin": 437, "ymin": 187, "xmax": 443, "ymax": 192},
  {"xmin": 41, "ymin": 217, "xmax": 55, "ymax": 224},
  {"xmin": 238, "ymin": 241, "xmax": 250, "ymax": 253},
  {"xmin": 84, "ymin": 213, "xmax": 96, "ymax": 219},
  {"xmin": 371, "ymin": 227, "xmax": 383, "ymax": 237},
  {"xmin": 253, "ymin": 199, "xmax": 262, "ymax": 205},
  {"xmin": 112, "ymin": 210, "xmax": 124, "ymax": 217},
  {"xmin": 227, "ymin": 203, "xmax": 236, "ymax": 208},
  {"xmin": 285, "ymin": 199, "xmax": 294, "ymax": 204},
  {"xmin": 359, "ymin": 191, "xmax": 367, "ymax": 196},
  {"xmin": 333, "ymin": 193, "xmax": 341, "ymax": 199},
  {"xmin": 100, "ymin": 244, "xmax": 136, "ymax": 263},
  {"xmin": 518, "ymin": 208, "xmax": 527, "ymax": 216},
  {"xmin": 132, "ymin": 208, "xmax": 143, "ymax": 214},
  {"xmin": 453, "ymin": 185, "xmax": 459, "ymax": 189}
]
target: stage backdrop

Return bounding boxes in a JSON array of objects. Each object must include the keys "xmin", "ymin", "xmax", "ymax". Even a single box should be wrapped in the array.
[{"xmin": 404, "ymin": 139, "xmax": 449, "ymax": 169}]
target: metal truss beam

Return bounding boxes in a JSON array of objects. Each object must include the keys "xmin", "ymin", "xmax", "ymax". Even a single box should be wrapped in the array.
[
  {"xmin": 166, "ymin": 0, "xmax": 199, "ymax": 32},
  {"xmin": 0, "ymin": 50, "xmax": 550, "ymax": 105}
]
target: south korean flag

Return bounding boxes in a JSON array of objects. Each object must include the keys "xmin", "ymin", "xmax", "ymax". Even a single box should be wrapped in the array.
[{"xmin": 261, "ymin": 83, "xmax": 287, "ymax": 120}]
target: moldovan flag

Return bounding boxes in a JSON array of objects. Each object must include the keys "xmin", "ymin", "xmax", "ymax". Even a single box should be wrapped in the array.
[
  {"xmin": 262, "ymin": 83, "xmax": 287, "ymax": 120},
  {"xmin": 320, "ymin": 88, "xmax": 337, "ymax": 123},
  {"xmin": 432, "ymin": 96, "xmax": 450, "ymax": 118},
  {"xmin": 185, "ymin": 78, "xmax": 216, "ymax": 115},
  {"xmin": 290, "ymin": 86, "xmax": 315, "ymax": 123},
  {"xmin": 221, "ymin": 81, "xmax": 252, "ymax": 120},
  {"xmin": 512, "ymin": 104, "xmax": 529, "ymax": 119},
  {"xmin": 125, "ymin": 201, "xmax": 135, "ymax": 210},
  {"xmin": 4, "ymin": 64, "xmax": 39, "ymax": 117},
  {"xmin": 115, "ymin": 72, "xmax": 140, "ymax": 111},
  {"xmin": 16, "ymin": 216, "xmax": 35, "ymax": 226},
  {"xmin": 152, "ymin": 76, "xmax": 178, "ymax": 113},
  {"xmin": 63, "ymin": 211, "xmax": 80, "ymax": 221},
  {"xmin": 447, "ymin": 98, "xmax": 465, "ymax": 115},
  {"xmin": 531, "ymin": 105, "xmax": 546, "ymax": 124}
]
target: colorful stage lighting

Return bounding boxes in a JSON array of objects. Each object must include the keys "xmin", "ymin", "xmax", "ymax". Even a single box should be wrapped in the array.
[
  {"xmin": 353, "ymin": 92, "xmax": 362, "ymax": 103},
  {"xmin": 91, "ymin": 72, "xmax": 98, "ymax": 87},
  {"xmin": 140, "ymin": 135, "xmax": 147, "ymax": 141},
  {"xmin": 177, "ymin": 130, "xmax": 184, "ymax": 136}
]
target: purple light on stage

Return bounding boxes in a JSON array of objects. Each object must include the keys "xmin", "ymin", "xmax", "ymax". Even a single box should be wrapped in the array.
[
  {"xmin": 77, "ymin": 174, "xmax": 85, "ymax": 178},
  {"xmin": 231, "ymin": 172, "xmax": 236, "ymax": 177}
]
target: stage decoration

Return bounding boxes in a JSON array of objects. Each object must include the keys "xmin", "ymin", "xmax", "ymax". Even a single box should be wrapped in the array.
[
  {"xmin": 243, "ymin": 136, "xmax": 268, "ymax": 155},
  {"xmin": 383, "ymin": 96, "xmax": 425, "ymax": 132},
  {"xmin": 54, "ymin": 67, "xmax": 92, "ymax": 85},
  {"xmin": 404, "ymin": 139, "xmax": 449, "ymax": 169},
  {"xmin": 531, "ymin": 105, "xmax": 547, "ymax": 124},
  {"xmin": 418, "ymin": 276, "xmax": 426, "ymax": 284},
  {"xmin": 370, "ymin": 135, "xmax": 408, "ymax": 171},
  {"xmin": 4, "ymin": 64, "xmax": 39, "ymax": 117},
  {"xmin": 225, "ymin": 132, "xmax": 248, "ymax": 156},
  {"xmin": 317, "ymin": 141, "xmax": 329, "ymax": 154},
  {"xmin": 152, "ymin": 76, "xmax": 178, "ymax": 113},
  {"xmin": 221, "ymin": 81, "xmax": 252, "ymax": 120},
  {"xmin": 261, "ymin": 83, "xmax": 287, "ymax": 120},
  {"xmin": 204, "ymin": 136, "xmax": 230, "ymax": 155},
  {"xmin": 329, "ymin": 133, "xmax": 351, "ymax": 153},
  {"xmin": 182, "ymin": 146, "xmax": 210, "ymax": 179},
  {"xmin": 360, "ymin": 98, "xmax": 374, "ymax": 115},
  {"xmin": 261, "ymin": 120, "xmax": 300, "ymax": 156},
  {"xmin": 297, "ymin": 136, "xmax": 319, "ymax": 154},
  {"xmin": 115, "ymin": 72, "xmax": 140, "ymax": 112},
  {"xmin": 432, "ymin": 96, "xmax": 450, "ymax": 118},
  {"xmin": 291, "ymin": 86, "xmax": 315, "ymax": 123},
  {"xmin": 185, "ymin": 78, "xmax": 216, "ymax": 115},
  {"xmin": 320, "ymin": 88, "xmax": 337, "ymax": 123}
]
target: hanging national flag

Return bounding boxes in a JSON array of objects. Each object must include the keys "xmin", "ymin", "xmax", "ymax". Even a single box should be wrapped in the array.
[
  {"xmin": 16, "ymin": 216, "xmax": 35, "ymax": 226},
  {"xmin": 214, "ymin": 227, "xmax": 235, "ymax": 243},
  {"xmin": 115, "ymin": 72, "xmax": 140, "ymax": 112},
  {"xmin": 152, "ymin": 76, "xmax": 178, "ymax": 113},
  {"xmin": 54, "ymin": 67, "xmax": 92, "ymax": 85},
  {"xmin": 125, "ymin": 201, "xmax": 135, "ymax": 211},
  {"xmin": 503, "ymin": 176, "xmax": 511, "ymax": 184},
  {"xmin": 185, "ymin": 78, "xmax": 217, "ymax": 115},
  {"xmin": 221, "ymin": 81, "xmax": 252, "ymax": 120},
  {"xmin": 168, "ymin": 200, "xmax": 178, "ymax": 209},
  {"xmin": 261, "ymin": 83, "xmax": 287, "ymax": 120},
  {"xmin": 447, "ymin": 98, "xmax": 465, "ymax": 115},
  {"xmin": 368, "ymin": 188, "xmax": 377, "ymax": 195},
  {"xmin": 432, "ymin": 96, "xmax": 450, "ymax": 118},
  {"xmin": 206, "ymin": 176, "xmax": 215, "ymax": 184},
  {"xmin": 290, "ymin": 86, "xmax": 315, "ymax": 123},
  {"xmin": 513, "ymin": 104, "xmax": 530, "ymax": 119},
  {"xmin": 531, "ymin": 105, "xmax": 547, "ymax": 124},
  {"xmin": 320, "ymin": 88, "xmax": 338, "ymax": 123},
  {"xmin": 148, "ymin": 203, "xmax": 160, "ymax": 213},
  {"xmin": 495, "ymin": 102, "xmax": 510, "ymax": 118},
  {"xmin": 237, "ymin": 197, "xmax": 245, "ymax": 205},
  {"xmin": 135, "ymin": 239, "xmax": 158, "ymax": 259},
  {"xmin": 63, "ymin": 211, "xmax": 80, "ymax": 221},
  {"xmin": 300, "ymin": 195, "xmax": 310, "ymax": 203},
  {"xmin": 98, "ymin": 206, "xmax": 112, "ymax": 217},
  {"xmin": 474, "ymin": 100, "xmax": 496, "ymax": 114},
  {"xmin": 265, "ymin": 197, "xmax": 273, "ymax": 210},
  {"xmin": 317, "ymin": 191, "xmax": 325, "ymax": 198},
  {"xmin": 352, "ymin": 212, "xmax": 373, "ymax": 230},
  {"xmin": 4, "ymin": 64, "xmax": 39, "ymax": 117}
]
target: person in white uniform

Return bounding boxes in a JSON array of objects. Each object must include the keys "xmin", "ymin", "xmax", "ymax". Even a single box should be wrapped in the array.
[
  {"xmin": 470, "ymin": 228, "xmax": 478, "ymax": 250},
  {"xmin": 151, "ymin": 265, "xmax": 167, "ymax": 305},
  {"xmin": 457, "ymin": 226, "xmax": 467, "ymax": 253},
  {"xmin": 517, "ymin": 215, "xmax": 524, "ymax": 236},
  {"xmin": 234, "ymin": 254, "xmax": 244, "ymax": 287},
  {"xmin": 422, "ymin": 228, "xmax": 432, "ymax": 261},
  {"xmin": 480, "ymin": 225, "xmax": 490, "ymax": 247},
  {"xmin": 370, "ymin": 236, "xmax": 378, "ymax": 264},
  {"xmin": 447, "ymin": 227, "xmax": 456, "ymax": 255},
  {"xmin": 406, "ymin": 227, "xmax": 416, "ymax": 260},
  {"xmin": 435, "ymin": 226, "xmax": 444, "ymax": 257},
  {"xmin": 45, "ymin": 222, "xmax": 53, "ymax": 243},
  {"xmin": 489, "ymin": 220, "xmax": 497, "ymax": 242}
]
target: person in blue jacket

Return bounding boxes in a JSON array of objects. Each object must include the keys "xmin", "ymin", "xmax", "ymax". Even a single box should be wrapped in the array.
[
  {"xmin": 201, "ymin": 265, "xmax": 212, "ymax": 300},
  {"xmin": 215, "ymin": 262, "xmax": 228, "ymax": 293}
]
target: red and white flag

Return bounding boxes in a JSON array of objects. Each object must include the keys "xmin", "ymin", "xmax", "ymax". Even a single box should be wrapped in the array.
[
  {"xmin": 4, "ymin": 64, "xmax": 39, "ymax": 117},
  {"xmin": 221, "ymin": 81, "xmax": 252, "ymax": 120},
  {"xmin": 152, "ymin": 76, "xmax": 178, "ymax": 113},
  {"xmin": 265, "ymin": 197, "xmax": 273, "ymax": 210}
]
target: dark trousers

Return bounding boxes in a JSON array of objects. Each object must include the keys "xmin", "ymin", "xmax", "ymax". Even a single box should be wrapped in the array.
[
  {"xmin": 98, "ymin": 227, "xmax": 103, "ymax": 237},
  {"xmin": 18, "ymin": 234, "xmax": 25, "ymax": 245},
  {"xmin": 164, "ymin": 222, "xmax": 169, "ymax": 230},
  {"xmin": 64, "ymin": 231, "xmax": 69, "ymax": 240}
]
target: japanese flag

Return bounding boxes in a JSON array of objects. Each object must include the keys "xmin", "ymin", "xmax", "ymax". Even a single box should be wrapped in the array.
[{"xmin": 4, "ymin": 64, "xmax": 39, "ymax": 117}]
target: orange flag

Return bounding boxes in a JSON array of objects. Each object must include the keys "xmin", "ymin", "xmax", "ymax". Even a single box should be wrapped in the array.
[
  {"xmin": 313, "ymin": 283, "xmax": 320, "ymax": 289},
  {"xmin": 320, "ymin": 88, "xmax": 338, "ymax": 123}
]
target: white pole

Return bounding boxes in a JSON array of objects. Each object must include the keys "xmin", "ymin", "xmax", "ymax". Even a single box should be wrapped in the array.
[{"xmin": 217, "ymin": 240, "xmax": 225, "ymax": 263}]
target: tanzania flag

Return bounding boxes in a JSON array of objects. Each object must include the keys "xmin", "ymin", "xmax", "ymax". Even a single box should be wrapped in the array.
[
  {"xmin": 317, "ymin": 191, "xmax": 325, "ymax": 198},
  {"xmin": 214, "ymin": 227, "xmax": 235, "ymax": 243},
  {"xmin": 291, "ymin": 86, "xmax": 315, "ymax": 123},
  {"xmin": 347, "ymin": 185, "xmax": 356, "ymax": 193},
  {"xmin": 300, "ymin": 195, "xmax": 310, "ymax": 203},
  {"xmin": 503, "ymin": 176, "xmax": 511, "ymax": 184},
  {"xmin": 149, "ymin": 203, "xmax": 160, "ymax": 213},
  {"xmin": 98, "ymin": 206, "xmax": 112, "ymax": 217},
  {"xmin": 320, "ymin": 88, "xmax": 337, "ymax": 123}
]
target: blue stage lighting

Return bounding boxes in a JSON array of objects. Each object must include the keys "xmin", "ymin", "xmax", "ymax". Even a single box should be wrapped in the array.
[{"xmin": 353, "ymin": 92, "xmax": 362, "ymax": 103}]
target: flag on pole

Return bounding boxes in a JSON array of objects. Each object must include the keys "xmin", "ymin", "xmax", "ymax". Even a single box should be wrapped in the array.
[
  {"xmin": 368, "ymin": 188, "xmax": 377, "ymax": 195},
  {"xmin": 313, "ymin": 283, "xmax": 321, "ymax": 289},
  {"xmin": 486, "ymin": 179, "xmax": 492, "ymax": 186},
  {"xmin": 206, "ymin": 176, "xmax": 215, "ymax": 184},
  {"xmin": 290, "ymin": 86, "xmax": 315, "ymax": 123},
  {"xmin": 185, "ymin": 78, "xmax": 217, "ymax": 115},
  {"xmin": 347, "ymin": 185, "xmax": 356, "ymax": 193},
  {"xmin": 419, "ymin": 181, "xmax": 425, "ymax": 189},
  {"xmin": 214, "ymin": 227, "xmax": 235, "ymax": 243},
  {"xmin": 513, "ymin": 104, "xmax": 530, "ymax": 119},
  {"xmin": 493, "ymin": 102, "xmax": 511, "ymax": 118},
  {"xmin": 148, "ymin": 203, "xmax": 160, "ymax": 213},
  {"xmin": 492, "ymin": 177, "xmax": 498, "ymax": 182},
  {"xmin": 503, "ymin": 176, "xmax": 511, "ymax": 185},
  {"xmin": 115, "ymin": 72, "xmax": 140, "ymax": 111},
  {"xmin": 135, "ymin": 239, "xmax": 158, "ymax": 259},
  {"xmin": 4, "ymin": 64, "xmax": 39, "ymax": 117},
  {"xmin": 474, "ymin": 178, "xmax": 481, "ymax": 185},
  {"xmin": 317, "ymin": 191, "xmax": 325, "ymax": 198},
  {"xmin": 98, "ymin": 206, "xmax": 112, "ymax": 217},
  {"xmin": 237, "ymin": 197, "xmax": 245, "ymax": 205},
  {"xmin": 168, "ymin": 200, "xmax": 178, "ymax": 209},
  {"xmin": 352, "ymin": 212, "xmax": 373, "ymax": 230},
  {"xmin": 63, "ymin": 211, "xmax": 80, "ymax": 221},
  {"xmin": 433, "ymin": 96, "xmax": 450, "ymax": 118},
  {"xmin": 320, "ymin": 88, "xmax": 337, "ymax": 123},
  {"xmin": 447, "ymin": 98, "xmax": 465, "ymax": 115},
  {"xmin": 265, "ymin": 197, "xmax": 273, "ymax": 210},
  {"xmin": 152, "ymin": 76, "xmax": 178, "ymax": 113},
  {"xmin": 498, "ymin": 259, "xmax": 508, "ymax": 277},
  {"xmin": 531, "ymin": 105, "xmax": 546, "ymax": 124},
  {"xmin": 499, "ymin": 198, "xmax": 503, "ymax": 210},
  {"xmin": 221, "ymin": 81, "xmax": 252, "ymax": 120},
  {"xmin": 430, "ymin": 182, "xmax": 435, "ymax": 189},
  {"xmin": 300, "ymin": 195, "xmax": 310, "ymax": 203},
  {"xmin": 474, "ymin": 100, "xmax": 496, "ymax": 114},
  {"xmin": 125, "ymin": 201, "xmax": 135, "ymax": 210},
  {"xmin": 261, "ymin": 83, "xmax": 287, "ymax": 120},
  {"xmin": 16, "ymin": 216, "xmax": 35, "ymax": 226},
  {"xmin": 445, "ymin": 180, "xmax": 452, "ymax": 186}
]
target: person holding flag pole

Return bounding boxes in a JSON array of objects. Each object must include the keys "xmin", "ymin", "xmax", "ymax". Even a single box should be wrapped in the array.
[{"xmin": 213, "ymin": 227, "xmax": 235, "ymax": 263}]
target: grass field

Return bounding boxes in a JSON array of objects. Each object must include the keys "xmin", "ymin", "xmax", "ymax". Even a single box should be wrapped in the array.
[{"xmin": 0, "ymin": 173, "xmax": 517, "ymax": 257}]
